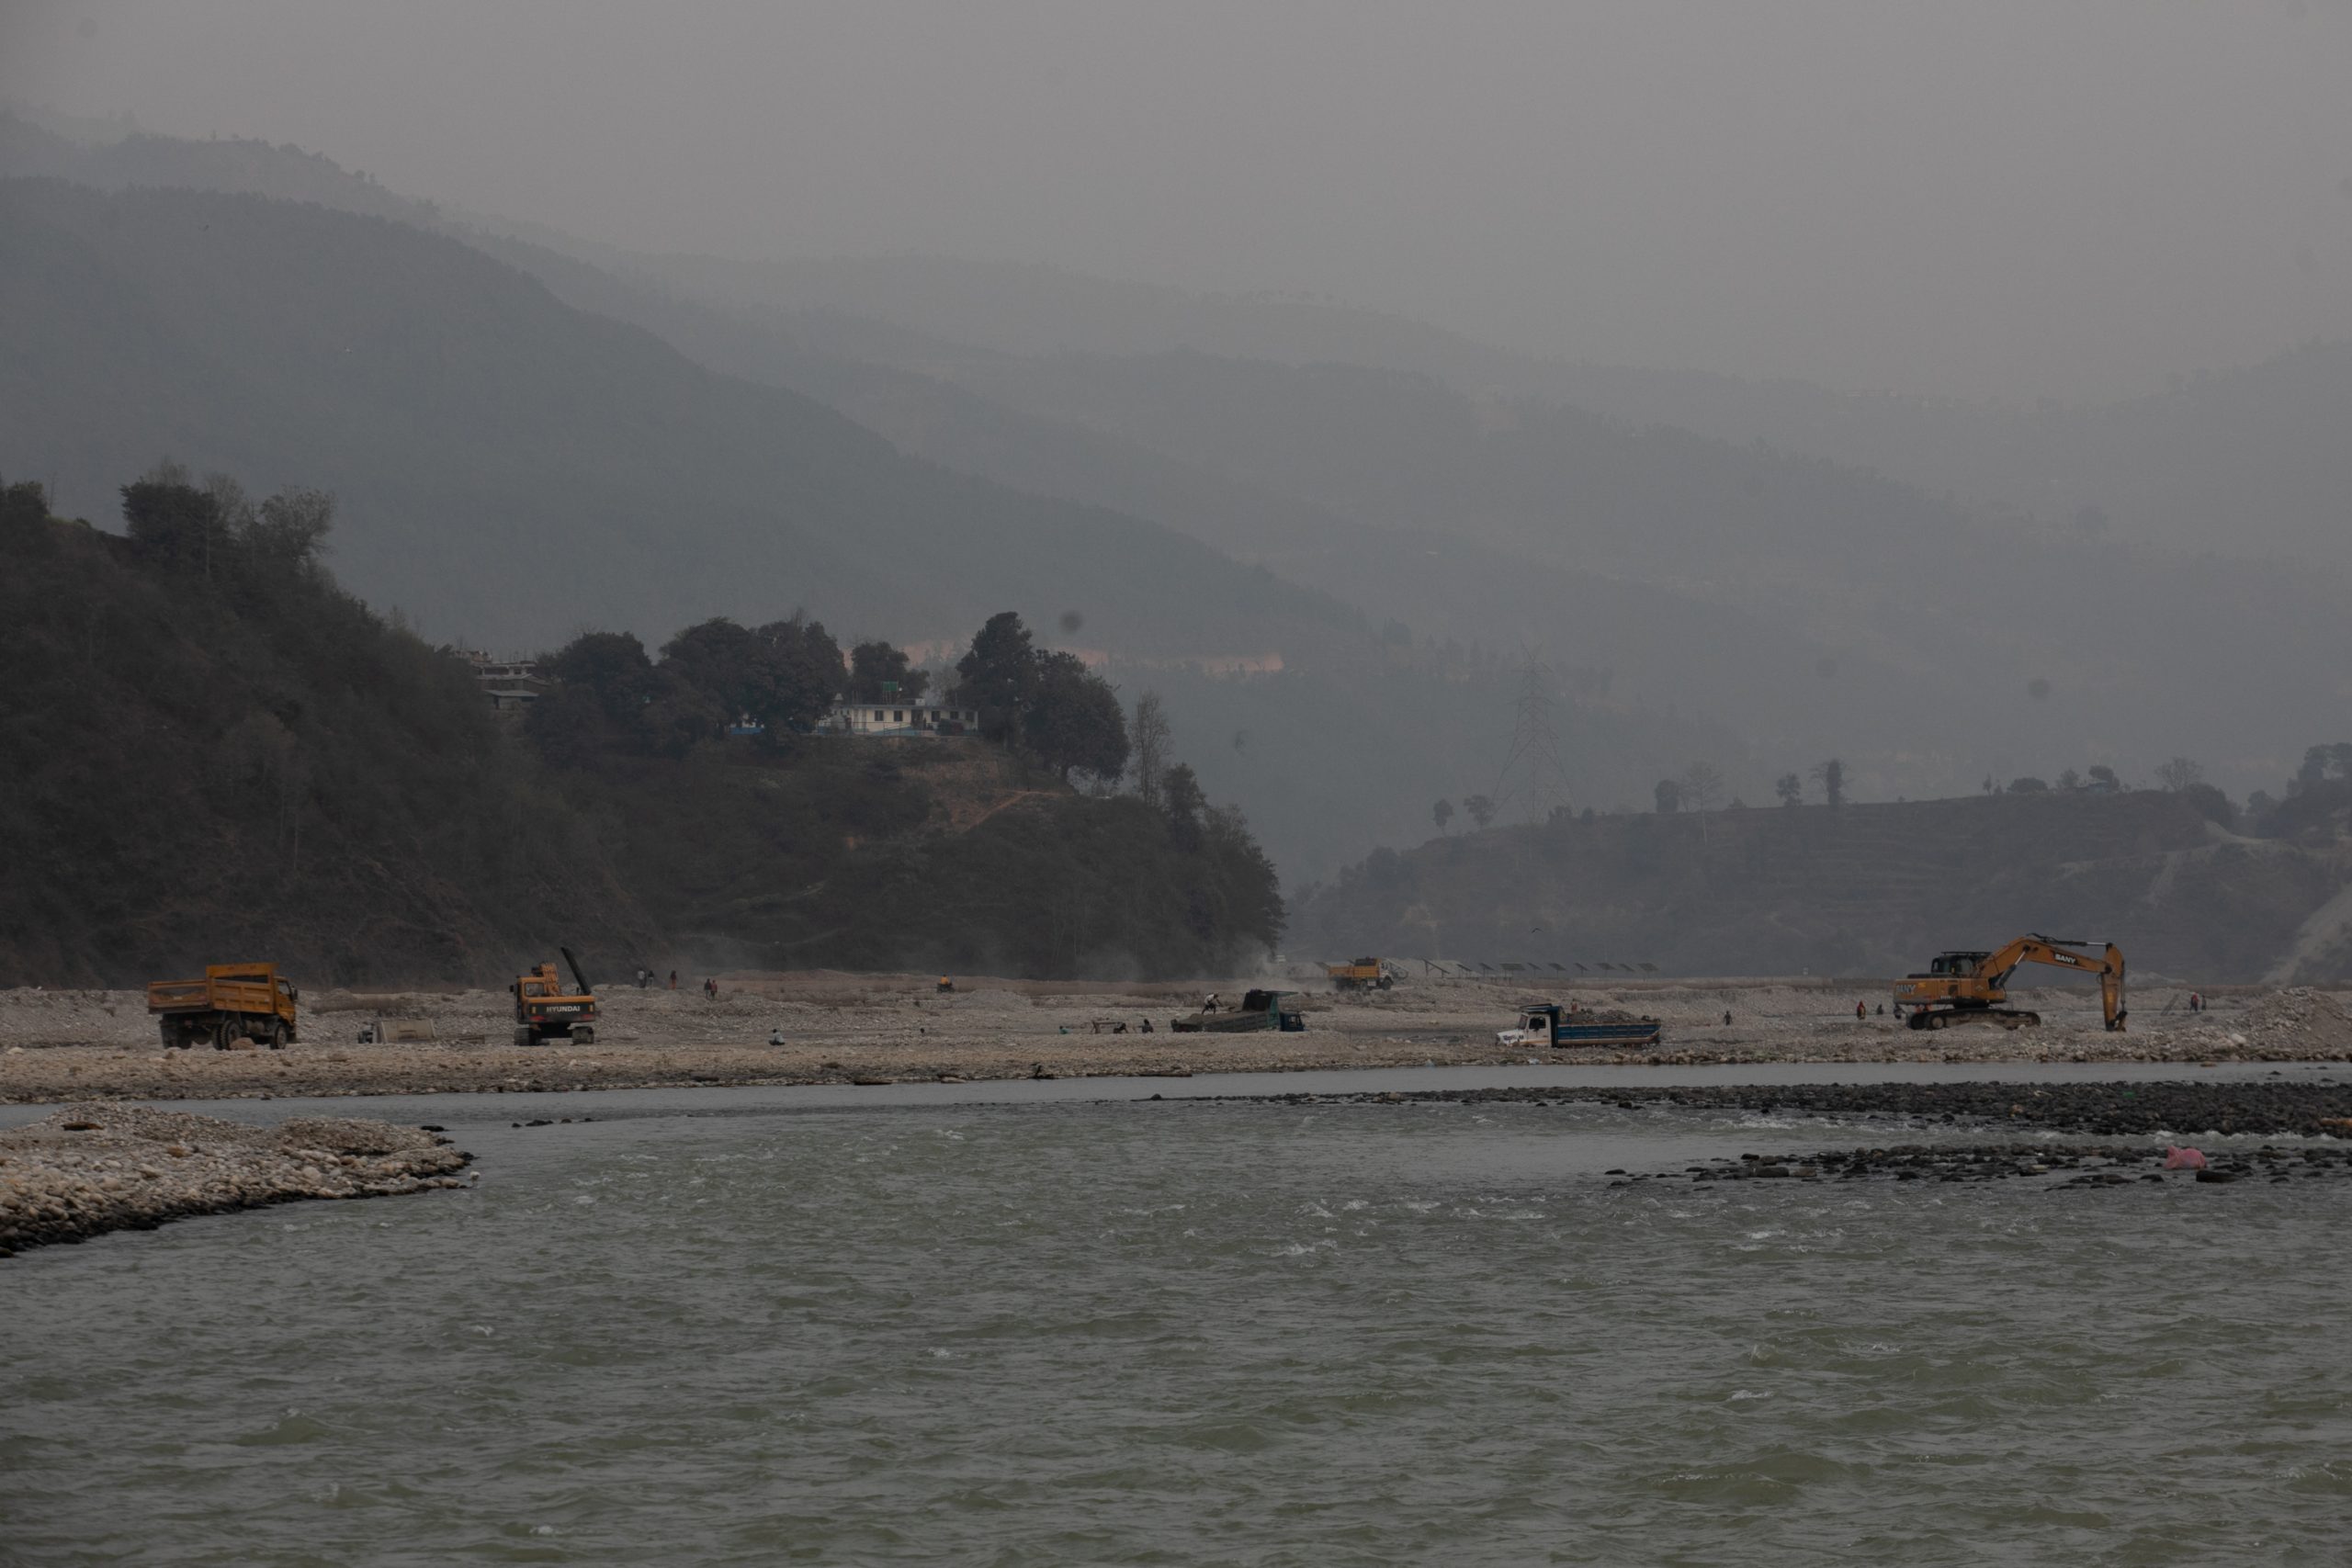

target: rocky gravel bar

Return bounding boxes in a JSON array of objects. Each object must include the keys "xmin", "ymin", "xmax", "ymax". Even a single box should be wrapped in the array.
[
  {"xmin": 0, "ymin": 1105, "xmax": 471, "ymax": 1258},
  {"xmin": 1261, "ymin": 1077, "xmax": 2352, "ymax": 1190},
  {"xmin": 1646, "ymin": 1141, "xmax": 2352, "ymax": 1189},
  {"xmin": 1303, "ymin": 1077, "xmax": 2352, "ymax": 1139}
]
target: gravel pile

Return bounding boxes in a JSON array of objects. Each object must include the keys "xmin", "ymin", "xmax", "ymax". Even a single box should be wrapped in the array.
[
  {"xmin": 2244, "ymin": 987, "xmax": 2352, "ymax": 1055},
  {"xmin": 0, "ymin": 1105, "xmax": 470, "ymax": 1257}
]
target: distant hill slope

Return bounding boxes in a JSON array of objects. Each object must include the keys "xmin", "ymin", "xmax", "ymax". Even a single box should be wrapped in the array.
[
  {"xmin": 1295, "ymin": 794, "xmax": 2352, "ymax": 985},
  {"xmin": 0, "ymin": 177, "xmax": 1352, "ymax": 658},
  {"xmin": 645, "ymin": 249, "xmax": 2352, "ymax": 576},
  {"xmin": 0, "ymin": 497, "xmax": 1285, "ymax": 985}
]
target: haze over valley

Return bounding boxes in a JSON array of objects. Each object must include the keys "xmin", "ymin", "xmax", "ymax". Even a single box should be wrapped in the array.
[{"xmin": 5, "ymin": 0, "xmax": 2350, "ymax": 933}]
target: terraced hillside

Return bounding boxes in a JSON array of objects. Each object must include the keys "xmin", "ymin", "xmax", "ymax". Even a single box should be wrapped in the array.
[{"xmin": 1295, "ymin": 792, "xmax": 2352, "ymax": 984}]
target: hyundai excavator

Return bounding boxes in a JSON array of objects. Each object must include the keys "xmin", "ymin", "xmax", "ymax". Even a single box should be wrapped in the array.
[
  {"xmin": 1894, "ymin": 935, "xmax": 2125, "ymax": 1032},
  {"xmin": 513, "ymin": 946, "xmax": 598, "ymax": 1047}
]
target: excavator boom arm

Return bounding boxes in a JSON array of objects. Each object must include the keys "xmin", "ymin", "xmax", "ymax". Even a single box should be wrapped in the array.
[{"xmin": 1985, "ymin": 935, "xmax": 2127, "ymax": 1030}]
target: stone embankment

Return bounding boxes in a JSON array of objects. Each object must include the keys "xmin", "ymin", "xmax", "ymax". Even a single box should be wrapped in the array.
[{"xmin": 0, "ymin": 1106, "xmax": 469, "ymax": 1258}]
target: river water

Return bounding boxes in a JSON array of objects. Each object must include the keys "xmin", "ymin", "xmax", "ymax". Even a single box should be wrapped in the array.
[{"xmin": 4, "ymin": 1088, "xmax": 2347, "ymax": 1564}]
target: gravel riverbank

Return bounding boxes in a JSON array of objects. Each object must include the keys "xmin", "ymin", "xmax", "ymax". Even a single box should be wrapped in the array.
[
  {"xmin": 0, "ymin": 1106, "xmax": 471, "ymax": 1258},
  {"xmin": 3, "ymin": 976, "xmax": 2347, "ymax": 1104}
]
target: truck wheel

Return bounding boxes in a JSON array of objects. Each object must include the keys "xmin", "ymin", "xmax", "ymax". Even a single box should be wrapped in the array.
[
  {"xmin": 513, "ymin": 1027, "xmax": 534, "ymax": 1048},
  {"xmin": 267, "ymin": 1021, "xmax": 288, "ymax": 1050},
  {"xmin": 1376, "ymin": 976, "xmax": 1393, "ymax": 989},
  {"xmin": 158, "ymin": 1021, "xmax": 179, "ymax": 1049},
  {"xmin": 214, "ymin": 1018, "xmax": 242, "ymax": 1050}
]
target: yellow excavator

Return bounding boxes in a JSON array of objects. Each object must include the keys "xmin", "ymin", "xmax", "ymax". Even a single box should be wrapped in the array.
[{"xmin": 1894, "ymin": 934, "xmax": 2126, "ymax": 1032}]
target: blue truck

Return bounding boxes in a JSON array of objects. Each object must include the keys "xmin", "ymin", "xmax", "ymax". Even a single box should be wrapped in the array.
[{"xmin": 1497, "ymin": 1002, "xmax": 1661, "ymax": 1050}]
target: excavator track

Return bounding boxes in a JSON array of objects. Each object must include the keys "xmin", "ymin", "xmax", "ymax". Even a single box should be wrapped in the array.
[{"xmin": 1908, "ymin": 1009, "xmax": 2041, "ymax": 1032}]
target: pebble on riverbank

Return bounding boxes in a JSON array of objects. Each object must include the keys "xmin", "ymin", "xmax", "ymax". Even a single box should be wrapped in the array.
[{"xmin": 0, "ymin": 1105, "xmax": 470, "ymax": 1258}]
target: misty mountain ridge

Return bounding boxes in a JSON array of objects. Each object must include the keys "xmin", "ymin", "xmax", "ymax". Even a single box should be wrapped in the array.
[
  {"xmin": 0, "ymin": 176, "xmax": 1355, "ymax": 663},
  {"xmin": 640, "ymin": 245, "xmax": 2352, "ymax": 576},
  {"xmin": 6, "ymin": 114, "xmax": 2346, "ymax": 883}
]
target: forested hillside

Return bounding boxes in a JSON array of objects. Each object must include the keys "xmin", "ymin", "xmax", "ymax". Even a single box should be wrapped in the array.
[
  {"xmin": 0, "ymin": 475, "xmax": 1284, "ymax": 986},
  {"xmin": 1295, "ymin": 790, "xmax": 2352, "ymax": 985}
]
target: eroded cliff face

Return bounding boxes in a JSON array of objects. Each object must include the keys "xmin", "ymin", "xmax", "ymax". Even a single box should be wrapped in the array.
[{"xmin": 1297, "ymin": 792, "xmax": 2352, "ymax": 983}]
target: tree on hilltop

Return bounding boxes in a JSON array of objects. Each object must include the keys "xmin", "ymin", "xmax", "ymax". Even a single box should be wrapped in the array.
[
  {"xmin": 1129, "ymin": 692, "xmax": 1172, "ymax": 806},
  {"xmin": 1025, "ymin": 649, "xmax": 1129, "ymax": 784},
  {"xmin": 951, "ymin": 611, "xmax": 1035, "ymax": 739},
  {"xmin": 847, "ymin": 640, "xmax": 930, "ymax": 704}
]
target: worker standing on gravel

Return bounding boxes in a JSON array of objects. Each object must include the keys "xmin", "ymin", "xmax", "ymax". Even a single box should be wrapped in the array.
[{"xmin": 1856, "ymin": 999, "xmax": 1867, "ymax": 1021}]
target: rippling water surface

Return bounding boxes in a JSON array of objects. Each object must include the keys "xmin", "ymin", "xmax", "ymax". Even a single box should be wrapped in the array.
[{"xmin": 4, "ymin": 1098, "xmax": 2346, "ymax": 1564}]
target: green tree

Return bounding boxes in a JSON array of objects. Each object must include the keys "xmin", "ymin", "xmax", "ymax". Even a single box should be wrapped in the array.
[
  {"xmin": 662, "ymin": 616, "xmax": 842, "ymax": 737},
  {"xmin": 951, "ymin": 611, "xmax": 1036, "ymax": 740},
  {"xmin": 1654, "ymin": 778, "xmax": 1682, "ymax": 813},
  {"xmin": 1811, "ymin": 757, "xmax": 1846, "ymax": 807},
  {"xmin": 1162, "ymin": 762, "xmax": 1207, "ymax": 851},
  {"xmin": 120, "ymin": 477, "xmax": 232, "ymax": 575},
  {"xmin": 1774, "ymin": 772, "xmax": 1803, "ymax": 807},
  {"xmin": 847, "ymin": 639, "xmax": 930, "ymax": 704},
  {"xmin": 1463, "ymin": 793, "xmax": 1496, "ymax": 830},
  {"xmin": 1130, "ymin": 691, "xmax": 1172, "ymax": 806},
  {"xmin": 244, "ymin": 487, "xmax": 334, "ymax": 571},
  {"xmin": 1023, "ymin": 651, "xmax": 1128, "ymax": 783},
  {"xmin": 1432, "ymin": 797, "xmax": 1454, "ymax": 834},
  {"xmin": 0, "ymin": 477, "xmax": 50, "ymax": 531},
  {"xmin": 751, "ymin": 618, "xmax": 847, "ymax": 733}
]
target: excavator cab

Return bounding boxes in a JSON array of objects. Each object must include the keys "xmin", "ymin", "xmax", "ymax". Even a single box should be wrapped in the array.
[{"xmin": 1918, "ymin": 952, "xmax": 1989, "ymax": 979}]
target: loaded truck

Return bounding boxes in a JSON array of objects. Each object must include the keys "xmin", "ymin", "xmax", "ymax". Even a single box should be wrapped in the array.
[
  {"xmin": 148, "ymin": 964, "xmax": 299, "ymax": 1050},
  {"xmin": 1170, "ymin": 989, "xmax": 1306, "ymax": 1033},
  {"xmin": 513, "ymin": 947, "xmax": 598, "ymax": 1046},
  {"xmin": 1325, "ymin": 957, "xmax": 1396, "ymax": 991},
  {"xmin": 1495, "ymin": 1002, "xmax": 1660, "ymax": 1050}
]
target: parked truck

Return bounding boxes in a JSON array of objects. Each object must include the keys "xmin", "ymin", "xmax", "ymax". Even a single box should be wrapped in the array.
[
  {"xmin": 147, "ymin": 963, "xmax": 300, "ymax": 1050},
  {"xmin": 1495, "ymin": 1002, "xmax": 1660, "ymax": 1050},
  {"xmin": 1324, "ymin": 957, "xmax": 1396, "ymax": 991},
  {"xmin": 1170, "ymin": 988, "xmax": 1306, "ymax": 1033}
]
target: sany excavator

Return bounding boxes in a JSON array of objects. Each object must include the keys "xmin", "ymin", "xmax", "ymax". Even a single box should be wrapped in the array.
[{"xmin": 1894, "ymin": 934, "xmax": 2126, "ymax": 1032}]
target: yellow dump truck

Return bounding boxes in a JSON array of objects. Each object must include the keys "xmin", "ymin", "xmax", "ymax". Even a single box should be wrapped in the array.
[
  {"xmin": 147, "ymin": 963, "xmax": 300, "ymax": 1050},
  {"xmin": 1324, "ymin": 957, "xmax": 1395, "ymax": 992}
]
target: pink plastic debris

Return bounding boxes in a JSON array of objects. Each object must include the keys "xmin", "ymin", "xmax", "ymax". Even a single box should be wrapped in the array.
[{"xmin": 2164, "ymin": 1146, "xmax": 2208, "ymax": 1170}]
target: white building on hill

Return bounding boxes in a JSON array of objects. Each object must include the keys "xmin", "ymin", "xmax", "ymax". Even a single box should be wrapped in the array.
[{"xmin": 820, "ymin": 701, "xmax": 981, "ymax": 738}]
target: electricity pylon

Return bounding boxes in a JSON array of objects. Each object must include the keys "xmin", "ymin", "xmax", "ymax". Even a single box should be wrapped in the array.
[{"xmin": 1493, "ymin": 653, "xmax": 1571, "ymax": 822}]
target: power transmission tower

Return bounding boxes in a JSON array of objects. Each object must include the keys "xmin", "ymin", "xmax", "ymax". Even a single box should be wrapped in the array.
[{"xmin": 1493, "ymin": 654, "xmax": 1571, "ymax": 822}]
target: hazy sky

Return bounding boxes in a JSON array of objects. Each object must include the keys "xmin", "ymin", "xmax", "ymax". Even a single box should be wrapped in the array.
[{"xmin": 6, "ymin": 0, "xmax": 2352, "ymax": 400}]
